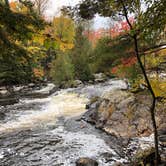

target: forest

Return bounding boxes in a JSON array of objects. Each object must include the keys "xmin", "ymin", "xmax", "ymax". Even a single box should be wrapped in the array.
[{"xmin": 0, "ymin": 0, "xmax": 166, "ymax": 166}]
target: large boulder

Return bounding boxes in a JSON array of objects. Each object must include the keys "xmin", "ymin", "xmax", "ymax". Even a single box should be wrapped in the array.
[
  {"xmin": 83, "ymin": 90, "xmax": 166, "ymax": 138},
  {"xmin": 76, "ymin": 157, "xmax": 98, "ymax": 166},
  {"xmin": 72, "ymin": 80, "xmax": 84, "ymax": 88}
]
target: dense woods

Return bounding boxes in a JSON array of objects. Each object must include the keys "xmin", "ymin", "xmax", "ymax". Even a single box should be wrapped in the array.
[{"xmin": 1, "ymin": 0, "xmax": 165, "ymax": 88}]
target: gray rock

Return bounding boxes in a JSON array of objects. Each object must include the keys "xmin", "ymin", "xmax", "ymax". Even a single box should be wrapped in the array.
[
  {"xmin": 0, "ymin": 97, "xmax": 19, "ymax": 106},
  {"xmin": 84, "ymin": 89, "xmax": 166, "ymax": 138},
  {"xmin": 94, "ymin": 73, "xmax": 107, "ymax": 83},
  {"xmin": 0, "ymin": 111, "xmax": 5, "ymax": 120},
  {"xmin": 112, "ymin": 162, "xmax": 123, "ymax": 166},
  {"xmin": 76, "ymin": 157, "xmax": 98, "ymax": 166},
  {"xmin": 72, "ymin": 80, "xmax": 84, "ymax": 88},
  {"xmin": 158, "ymin": 128, "xmax": 166, "ymax": 146},
  {"xmin": 19, "ymin": 83, "xmax": 58, "ymax": 98}
]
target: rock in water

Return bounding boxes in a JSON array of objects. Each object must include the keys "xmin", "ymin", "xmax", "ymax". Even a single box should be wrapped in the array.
[
  {"xmin": 94, "ymin": 73, "xmax": 107, "ymax": 83},
  {"xmin": 76, "ymin": 157, "xmax": 98, "ymax": 166},
  {"xmin": 72, "ymin": 80, "xmax": 84, "ymax": 88},
  {"xmin": 0, "ymin": 111, "xmax": 5, "ymax": 120}
]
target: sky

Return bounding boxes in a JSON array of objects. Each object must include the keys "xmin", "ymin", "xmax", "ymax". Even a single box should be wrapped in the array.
[
  {"xmin": 9, "ymin": 0, "xmax": 109, "ymax": 29},
  {"xmin": 45, "ymin": 0, "xmax": 109, "ymax": 29},
  {"xmin": 45, "ymin": 0, "xmax": 79, "ymax": 17}
]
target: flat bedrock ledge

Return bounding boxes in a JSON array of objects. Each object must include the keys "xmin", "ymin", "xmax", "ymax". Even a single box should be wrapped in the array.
[{"xmin": 83, "ymin": 89, "xmax": 166, "ymax": 139}]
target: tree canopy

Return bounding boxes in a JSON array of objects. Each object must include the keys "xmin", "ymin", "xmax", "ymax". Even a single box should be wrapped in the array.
[{"xmin": 0, "ymin": 0, "xmax": 45, "ymax": 85}]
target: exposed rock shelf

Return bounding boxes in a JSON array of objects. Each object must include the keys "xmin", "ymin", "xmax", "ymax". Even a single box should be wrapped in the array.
[{"xmin": 83, "ymin": 89, "xmax": 166, "ymax": 138}]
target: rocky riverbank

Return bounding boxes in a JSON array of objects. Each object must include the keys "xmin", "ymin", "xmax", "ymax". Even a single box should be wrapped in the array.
[
  {"xmin": 83, "ymin": 89, "xmax": 166, "ymax": 138},
  {"xmin": 0, "ymin": 83, "xmax": 58, "ymax": 106},
  {"xmin": 82, "ymin": 88, "xmax": 166, "ymax": 165},
  {"xmin": 0, "ymin": 72, "xmax": 110, "ymax": 106},
  {"xmin": 0, "ymin": 78, "xmax": 165, "ymax": 165}
]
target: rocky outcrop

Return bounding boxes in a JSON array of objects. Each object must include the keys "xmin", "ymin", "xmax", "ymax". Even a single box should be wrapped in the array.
[
  {"xmin": 21, "ymin": 83, "xmax": 58, "ymax": 98},
  {"xmin": 0, "ymin": 83, "xmax": 58, "ymax": 106},
  {"xmin": 76, "ymin": 157, "xmax": 98, "ymax": 166},
  {"xmin": 83, "ymin": 89, "xmax": 166, "ymax": 138}
]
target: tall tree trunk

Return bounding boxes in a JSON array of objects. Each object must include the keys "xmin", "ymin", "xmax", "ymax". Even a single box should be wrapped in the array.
[
  {"xmin": 133, "ymin": 35, "xmax": 160, "ymax": 165},
  {"xmin": 120, "ymin": 0, "xmax": 160, "ymax": 164}
]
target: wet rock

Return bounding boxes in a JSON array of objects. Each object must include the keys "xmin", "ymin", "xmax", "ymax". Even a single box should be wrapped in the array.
[
  {"xmin": 0, "ymin": 97, "xmax": 19, "ymax": 106},
  {"xmin": 76, "ymin": 157, "xmax": 98, "ymax": 166},
  {"xmin": 100, "ymin": 152, "xmax": 114, "ymax": 163},
  {"xmin": 72, "ymin": 80, "xmax": 84, "ymax": 88},
  {"xmin": 94, "ymin": 73, "xmax": 107, "ymax": 83},
  {"xmin": 83, "ymin": 100, "xmax": 100, "ymax": 125},
  {"xmin": 112, "ymin": 162, "xmax": 123, "ymax": 166},
  {"xmin": 60, "ymin": 80, "xmax": 84, "ymax": 89},
  {"xmin": 19, "ymin": 83, "xmax": 58, "ymax": 98},
  {"xmin": 0, "ymin": 83, "xmax": 58, "ymax": 100},
  {"xmin": 0, "ymin": 87, "xmax": 8, "ymax": 96},
  {"xmin": 158, "ymin": 128, "xmax": 166, "ymax": 146},
  {"xmin": 59, "ymin": 81, "xmax": 73, "ymax": 89},
  {"xmin": 0, "ymin": 111, "xmax": 5, "ymax": 120},
  {"xmin": 28, "ymin": 83, "xmax": 35, "ymax": 88}
]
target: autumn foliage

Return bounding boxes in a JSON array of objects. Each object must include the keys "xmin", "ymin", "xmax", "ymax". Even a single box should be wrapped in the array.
[{"xmin": 84, "ymin": 17, "xmax": 134, "ymax": 46}]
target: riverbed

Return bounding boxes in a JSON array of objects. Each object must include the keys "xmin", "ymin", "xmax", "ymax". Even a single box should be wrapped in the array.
[{"xmin": 0, "ymin": 80, "xmax": 155, "ymax": 166}]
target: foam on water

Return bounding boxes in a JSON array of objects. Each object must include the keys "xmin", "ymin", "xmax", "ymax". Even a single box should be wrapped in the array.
[
  {"xmin": 47, "ymin": 127, "xmax": 127, "ymax": 166},
  {"xmin": 76, "ymin": 79, "xmax": 128, "ymax": 98},
  {"xmin": 0, "ymin": 92, "xmax": 88, "ymax": 133}
]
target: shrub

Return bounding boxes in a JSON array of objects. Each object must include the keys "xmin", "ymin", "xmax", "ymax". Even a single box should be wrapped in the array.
[{"xmin": 50, "ymin": 53, "xmax": 74, "ymax": 85}]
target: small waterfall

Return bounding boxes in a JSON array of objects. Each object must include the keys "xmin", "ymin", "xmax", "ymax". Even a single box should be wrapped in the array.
[
  {"xmin": 1, "ymin": 79, "xmax": 143, "ymax": 166},
  {"xmin": 0, "ymin": 91, "xmax": 88, "ymax": 134}
]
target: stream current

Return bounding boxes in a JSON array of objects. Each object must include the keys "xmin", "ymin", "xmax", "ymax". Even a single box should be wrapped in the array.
[{"xmin": 0, "ymin": 80, "xmax": 154, "ymax": 166}]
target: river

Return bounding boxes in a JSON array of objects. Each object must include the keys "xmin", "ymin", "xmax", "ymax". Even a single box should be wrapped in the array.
[{"xmin": 0, "ymin": 80, "xmax": 154, "ymax": 166}]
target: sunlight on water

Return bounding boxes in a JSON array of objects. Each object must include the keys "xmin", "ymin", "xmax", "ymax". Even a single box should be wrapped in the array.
[{"xmin": 0, "ymin": 92, "xmax": 88, "ymax": 133}]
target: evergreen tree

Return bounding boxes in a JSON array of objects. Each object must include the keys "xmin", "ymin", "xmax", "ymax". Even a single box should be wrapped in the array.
[
  {"xmin": 50, "ymin": 53, "xmax": 74, "ymax": 85},
  {"xmin": 70, "ymin": 25, "xmax": 93, "ymax": 81}
]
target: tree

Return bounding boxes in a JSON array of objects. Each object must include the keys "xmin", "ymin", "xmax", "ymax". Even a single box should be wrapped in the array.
[
  {"xmin": 70, "ymin": 25, "xmax": 93, "ymax": 81},
  {"xmin": 31, "ymin": 0, "xmax": 49, "ymax": 16},
  {"xmin": 42, "ymin": 15, "xmax": 75, "ymax": 79},
  {"xmin": 91, "ymin": 34, "xmax": 135, "ymax": 75},
  {"xmin": 52, "ymin": 15, "xmax": 75, "ymax": 51},
  {"xmin": 0, "ymin": 0, "xmax": 45, "ymax": 87},
  {"xmin": 50, "ymin": 53, "xmax": 75, "ymax": 85},
  {"xmin": 74, "ymin": 0, "xmax": 166, "ymax": 164}
]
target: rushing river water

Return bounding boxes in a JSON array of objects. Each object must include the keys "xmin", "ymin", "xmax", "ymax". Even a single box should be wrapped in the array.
[{"xmin": 0, "ymin": 80, "xmax": 155, "ymax": 166}]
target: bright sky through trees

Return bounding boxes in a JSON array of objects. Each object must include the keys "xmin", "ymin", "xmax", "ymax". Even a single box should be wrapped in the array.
[
  {"xmin": 9, "ymin": 0, "xmax": 109, "ymax": 29},
  {"xmin": 45, "ymin": 0, "xmax": 109, "ymax": 29}
]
